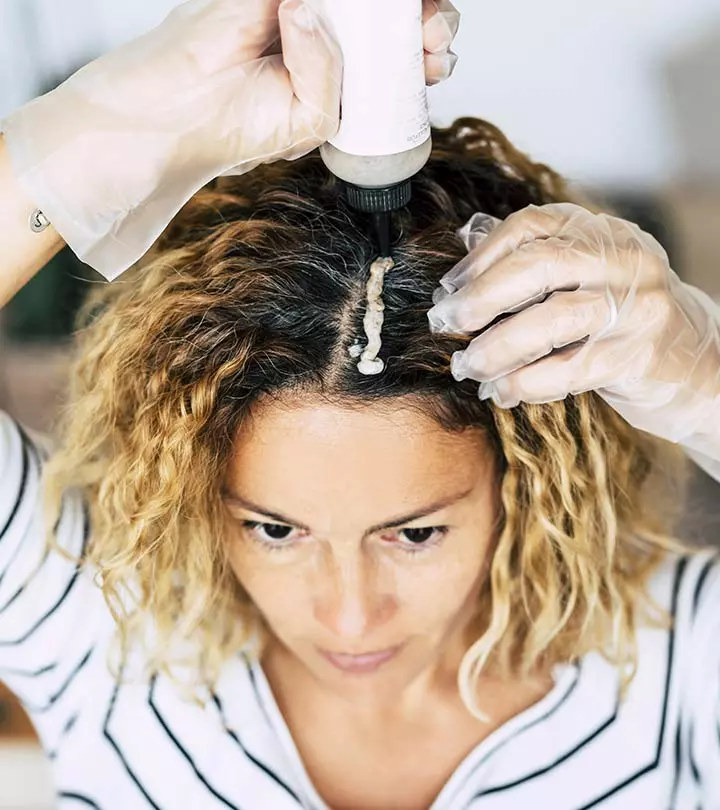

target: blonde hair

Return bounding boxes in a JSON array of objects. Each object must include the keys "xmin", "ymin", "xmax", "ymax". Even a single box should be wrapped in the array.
[{"xmin": 44, "ymin": 118, "xmax": 690, "ymax": 716}]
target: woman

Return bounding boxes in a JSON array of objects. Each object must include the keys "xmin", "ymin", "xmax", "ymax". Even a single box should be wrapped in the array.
[{"xmin": 1, "ymin": 1, "xmax": 719, "ymax": 809}]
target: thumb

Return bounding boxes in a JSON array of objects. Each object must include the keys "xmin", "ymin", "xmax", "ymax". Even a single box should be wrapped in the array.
[{"xmin": 278, "ymin": 0, "xmax": 342, "ymax": 143}]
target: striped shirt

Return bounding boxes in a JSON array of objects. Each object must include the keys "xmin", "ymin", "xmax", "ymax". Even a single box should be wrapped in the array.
[{"xmin": 0, "ymin": 410, "xmax": 719, "ymax": 810}]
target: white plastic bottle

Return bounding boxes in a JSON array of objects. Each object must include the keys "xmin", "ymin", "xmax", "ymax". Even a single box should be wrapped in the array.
[{"xmin": 318, "ymin": 0, "xmax": 432, "ymax": 252}]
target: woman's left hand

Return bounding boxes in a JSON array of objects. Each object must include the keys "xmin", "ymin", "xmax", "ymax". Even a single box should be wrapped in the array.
[
  {"xmin": 421, "ymin": 0, "xmax": 460, "ymax": 86},
  {"xmin": 426, "ymin": 202, "xmax": 720, "ymax": 473}
]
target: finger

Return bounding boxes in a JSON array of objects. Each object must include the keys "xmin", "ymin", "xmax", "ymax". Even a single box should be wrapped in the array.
[
  {"xmin": 456, "ymin": 212, "xmax": 504, "ymax": 253},
  {"xmin": 432, "ymin": 213, "xmax": 503, "ymax": 306},
  {"xmin": 279, "ymin": 0, "xmax": 342, "ymax": 142},
  {"xmin": 422, "ymin": 0, "xmax": 461, "ymax": 53},
  {"xmin": 476, "ymin": 338, "xmax": 638, "ymax": 408},
  {"xmin": 167, "ymin": 0, "xmax": 282, "ymax": 67},
  {"xmin": 451, "ymin": 290, "xmax": 613, "ymax": 382},
  {"xmin": 424, "ymin": 49, "xmax": 459, "ymax": 86},
  {"xmin": 428, "ymin": 237, "xmax": 595, "ymax": 334},
  {"xmin": 433, "ymin": 231, "xmax": 498, "ymax": 309},
  {"xmin": 438, "ymin": 202, "xmax": 586, "ymax": 295}
]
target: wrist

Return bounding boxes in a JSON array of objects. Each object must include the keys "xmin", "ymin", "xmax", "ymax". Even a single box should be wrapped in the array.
[{"xmin": 0, "ymin": 133, "xmax": 65, "ymax": 308}]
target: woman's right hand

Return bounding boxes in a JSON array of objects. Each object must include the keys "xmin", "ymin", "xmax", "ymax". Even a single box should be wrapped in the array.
[
  {"xmin": 3, "ymin": 0, "xmax": 341, "ymax": 280},
  {"xmin": 1, "ymin": 0, "xmax": 459, "ymax": 282}
]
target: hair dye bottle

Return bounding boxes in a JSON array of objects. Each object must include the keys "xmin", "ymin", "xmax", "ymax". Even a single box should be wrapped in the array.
[{"xmin": 318, "ymin": 0, "xmax": 432, "ymax": 254}]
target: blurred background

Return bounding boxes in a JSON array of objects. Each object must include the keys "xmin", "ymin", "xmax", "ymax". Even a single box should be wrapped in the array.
[{"xmin": 0, "ymin": 0, "xmax": 719, "ymax": 806}]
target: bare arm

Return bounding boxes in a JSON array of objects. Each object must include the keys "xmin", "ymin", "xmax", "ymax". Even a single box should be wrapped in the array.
[{"xmin": 0, "ymin": 134, "xmax": 65, "ymax": 309}]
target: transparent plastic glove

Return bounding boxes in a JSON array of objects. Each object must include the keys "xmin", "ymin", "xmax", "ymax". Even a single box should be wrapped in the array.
[
  {"xmin": 421, "ymin": 0, "xmax": 461, "ymax": 86},
  {"xmin": 427, "ymin": 203, "xmax": 720, "ymax": 482},
  {"xmin": 2, "ymin": 0, "xmax": 457, "ymax": 280},
  {"xmin": 2, "ymin": 0, "xmax": 342, "ymax": 279}
]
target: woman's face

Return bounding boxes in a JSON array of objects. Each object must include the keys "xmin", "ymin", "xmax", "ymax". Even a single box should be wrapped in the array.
[{"xmin": 223, "ymin": 395, "xmax": 499, "ymax": 698}]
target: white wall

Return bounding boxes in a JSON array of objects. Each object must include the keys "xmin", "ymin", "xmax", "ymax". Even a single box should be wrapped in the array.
[
  {"xmin": 428, "ymin": 0, "xmax": 720, "ymax": 190},
  {"xmin": 0, "ymin": 0, "xmax": 178, "ymax": 113},
  {"xmin": 1, "ymin": 0, "xmax": 719, "ymax": 190}
]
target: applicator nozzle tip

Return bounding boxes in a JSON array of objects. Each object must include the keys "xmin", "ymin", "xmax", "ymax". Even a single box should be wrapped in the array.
[{"xmin": 372, "ymin": 211, "xmax": 392, "ymax": 257}]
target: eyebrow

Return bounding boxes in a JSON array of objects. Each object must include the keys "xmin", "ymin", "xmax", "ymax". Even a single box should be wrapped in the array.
[{"xmin": 222, "ymin": 487, "xmax": 474, "ymax": 536}]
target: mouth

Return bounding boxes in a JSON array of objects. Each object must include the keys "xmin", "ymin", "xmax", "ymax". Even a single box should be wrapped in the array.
[{"xmin": 318, "ymin": 644, "xmax": 403, "ymax": 674}]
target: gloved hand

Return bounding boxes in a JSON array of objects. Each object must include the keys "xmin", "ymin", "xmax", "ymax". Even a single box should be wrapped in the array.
[
  {"xmin": 1, "ymin": 0, "xmax": 459, "ymax": 280},
  {"xmin": 427, "ymin": 203, "xmax": 720, "ymax": 481}
]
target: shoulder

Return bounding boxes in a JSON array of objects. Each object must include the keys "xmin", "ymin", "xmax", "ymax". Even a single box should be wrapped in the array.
[
  {"xmin": 644, "ymin": 548, "xmax": 720, "ymax": 624},
  {"xmin": 0, "ymin": 409, "xmax": 31, "ymax": 483},
  {"xmin": 673, "ymin": 548, "xmax": 720, "ymax": 656},
  {"xmin": 635, "ymin": 549, "xmax": 720, "ymax": 689},
  {"xmin": 642, "ymin": 549, "xmax": 720, "ymax": 705},
  {"xmin": 0, "ymin": 412, "xmax": 45, "ymax": 537}
]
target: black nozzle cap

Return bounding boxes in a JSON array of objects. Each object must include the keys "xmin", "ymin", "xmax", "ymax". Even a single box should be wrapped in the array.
[
  {"xmin": 372, "ymin": 212, "xmax": 392, "ymax": 257},
  {"xmin": 343, "ymin": 180, "xmax": 412, "ymax": 213}
]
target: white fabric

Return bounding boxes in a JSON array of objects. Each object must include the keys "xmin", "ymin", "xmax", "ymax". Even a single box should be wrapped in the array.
[{"xmin": 0, "ymin": 409, "xmax": 719, "ymax": 809}]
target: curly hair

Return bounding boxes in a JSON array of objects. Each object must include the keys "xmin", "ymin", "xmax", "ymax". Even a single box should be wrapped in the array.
[{"xmin": 43, "ymin": 117, "xmax": 689, "ymax": 716}]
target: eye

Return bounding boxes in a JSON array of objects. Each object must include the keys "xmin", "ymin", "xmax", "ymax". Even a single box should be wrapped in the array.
[
  {"xmin": 241, "ymin": 521, "xmax": 449, "ymax": 554},
  {"xmin": 242, "ymin": 521, "xmax": 299, "ymax": 550},
  {"xmin": 391, "ymin": 526, "xmax": 449, "ymax": 553},
  {"xmin": 400, "ymin": 527, "xmax": 438, "ymax": 544}
]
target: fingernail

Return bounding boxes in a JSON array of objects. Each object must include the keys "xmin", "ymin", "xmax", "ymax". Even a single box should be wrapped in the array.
[
  {"xmin": 429, "ymin": 300, "xmax": 462, "ymax": 333},
  {"xmin": 427, "ymin": 308, "xmax": 448, "ymax": 332},
  {"xmin": 293, "ymin": 2, "xmax": 318, "ymax": 31},
  {"xmin": 428, "ymin": 50, "xmax": 459, "ymax": 82},
  {"xmin": 451, "ymin": 351, "xmax": 468, "ymax": 381},
  {"xmin": 441, "ymin": 9, "xmax": 461, "ymax": 40},
  {"xmin": 489, "ymin": 381, "xmax": 520, "ymax": 409},
  {"xmin": 432, "ymin": 276, "xmax": 458, "ymax": 305},
  {"xmin": 456, "ymin": 213, "xmax": 501, "ymax": 251},
  {"xmin": 477, "ymin": 382, "xmax": 494, "ymax": 401},
  {"xmin": 438, "ymin": 252, "xmax": 474, "ymax": 292},
  {"xmin": 425, "ymin": 10, "xmax": 455, "ymax": 53}
]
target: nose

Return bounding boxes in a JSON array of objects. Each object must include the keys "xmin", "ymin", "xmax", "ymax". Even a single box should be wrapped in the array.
[{"xmin": 313, "ymin": 548, "xmax": 395, "ymax": 642}]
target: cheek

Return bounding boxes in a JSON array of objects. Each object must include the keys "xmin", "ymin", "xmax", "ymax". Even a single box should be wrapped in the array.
[
  {"xmin": 393, "ymin": 537, "xmax": 490, "ymax": 629},
  {"xmin": 227, "ymin": 544, "xmax": 311, "ymax": 631}
]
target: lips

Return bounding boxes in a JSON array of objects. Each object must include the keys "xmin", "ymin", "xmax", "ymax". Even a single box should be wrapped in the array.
[{"xmin": 319, "ymin": 645, "xmax": 402, "ymax": 674}]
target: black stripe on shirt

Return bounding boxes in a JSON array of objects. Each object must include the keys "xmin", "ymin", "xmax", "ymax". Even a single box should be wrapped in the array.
[
  {"xmin": 465, "ymin": 556, "xmax": 687, "ymax": 807},
  {"xmin": 103, "ymin": 672, "xmax": 162, "ymax": 810},
  {"xmin": 573, "ymin": 555, "xmax": 687, "ymax": 809},
  {"xmin": 0, "ymin": 489, "xmax": 88, "ymax": 615},
  {"xmin": 0, "ymin": 547, "xmax": 52, "ymax": 612},
  {"xmin": 147, "ymin": 675, "xmax": 245, "ymax": 810},
  {"xmin": 691, "ymin": 552, "xmax": 719, "ymax": 618},
  {"xmin": 58, "ymin": 791, "xmax": 102, "ymax": 808},
  {"xmin": 26, "ymin": 647, "xmax": 93, "ymax": 714},
  {"xmin": 211, "ymin": 691, "xmax": 302, "ymax": 805},
  {"xmin": 0, "ymin": 661, "xmax": 58, "ymax": 677},
  {"xmin": 669, "ymin": 712, "xmax": 684, "ymax": 806},
  {"xmin": 688, "ymin": 719, "xmax": 702, "ymax": 787},
  {"xmin": 0, "ymin": 423, "xmax": 30, "ymax": 544},
  {"xmin": 49, "ymin": 711, "xmax": 80, "ymax": 760},
  {"xmin": 471, "ymin": 683, "xmax": 621, "ymax": 798},
  {"xmin": 0, "ymin": 434, "xmax": 63, "ymax": 603},
  {"xmin": 0, "ymin": 507, "xmax": 89, "ymax": 647},
  {"xmin": 455, "ymin": 661, "xmax": 583, "ymax": 801},
  {"xmin": 0, "ymin": 566, "xmax": 81, "ymax": 646}
]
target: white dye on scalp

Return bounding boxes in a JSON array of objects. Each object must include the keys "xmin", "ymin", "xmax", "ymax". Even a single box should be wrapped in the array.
[{"xmin": 349, "ymin": 256, "xmax": 395, "ymax": 375}]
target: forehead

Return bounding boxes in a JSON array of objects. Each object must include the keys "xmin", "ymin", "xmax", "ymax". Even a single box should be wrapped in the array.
[{"xmin": 226, "ymin": 396, "xmax": 492, "ymax": 520}]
